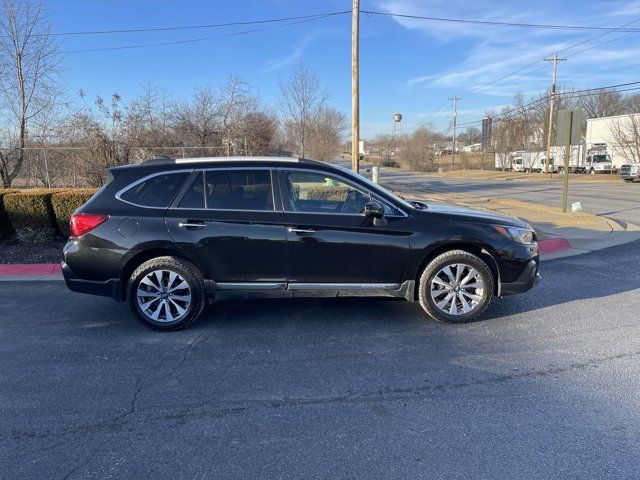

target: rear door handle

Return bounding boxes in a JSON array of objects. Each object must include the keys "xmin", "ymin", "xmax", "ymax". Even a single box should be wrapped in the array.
[
  {"xmin": 287, "ymin": 227, "xmax": 316, "ymax": 234},
  {"xmin": 178, "ymin": 221, "xmax": 206, "ymax": 229}
]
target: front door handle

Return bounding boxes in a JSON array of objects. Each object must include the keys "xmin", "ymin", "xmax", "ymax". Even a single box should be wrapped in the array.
[
  {"xmin": 287, "ymin": 227, "xmax": 316, "ymax": 234},
  {"xmin": 178, "ymin": 221, "xmax": 206, "ymax": 229}
]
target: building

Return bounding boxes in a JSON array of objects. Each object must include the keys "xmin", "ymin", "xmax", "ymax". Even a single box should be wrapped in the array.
[
  {"xmin": 461, "ymin": 143, "xmax": 482, "ymax": 153},
  {"xmin": 433, "ymin": 141, "xmax": 466, "ymax": 156}
]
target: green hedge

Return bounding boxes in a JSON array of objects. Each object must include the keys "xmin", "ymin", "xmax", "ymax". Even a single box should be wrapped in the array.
[
  {"xmin": 0, "ymin": 189, "xmax": 19, "ymax": 239},
  {"xmin": 3, "ymin": 189, "xmax": 66, "ymax": 243},
  {"xmin": 303, "ymin": 186, "xmax": 350, "ymax": 201},
  {"xmin": 51, "ymin": 189, "xmax": 98, "ymax": 237}
]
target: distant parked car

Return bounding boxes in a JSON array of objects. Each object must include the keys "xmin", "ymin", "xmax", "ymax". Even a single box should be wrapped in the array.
[
  {"xmin": 62, "ymin": 156, "xmax": 539, "ymax": 330},
  {"xmin": 620, "ymin": 163, "xmax": 640, "ymax": 182}
]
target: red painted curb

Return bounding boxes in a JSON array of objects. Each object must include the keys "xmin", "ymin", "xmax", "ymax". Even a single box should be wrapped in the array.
[
  {"xmin": 0, "ymin": 263, "xmax": 61, "ymax": 275},
  {"xmin": 538, "ymin": 237, "xmax": 571, "ymax": 254}
]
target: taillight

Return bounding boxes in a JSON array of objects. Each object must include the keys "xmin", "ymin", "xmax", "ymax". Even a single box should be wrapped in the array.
[{"xmin": 69, "ymin": 213, "xmax": 109, "ymax": 238}]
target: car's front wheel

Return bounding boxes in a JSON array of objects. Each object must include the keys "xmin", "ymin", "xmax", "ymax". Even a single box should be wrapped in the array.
[
  {"xmin": 418, "ymin": 250, "xmax": 495, "ymax": 323},
  {"xmin": 128, "ymin": 256, "xmax": 206, "ymax": 331}
]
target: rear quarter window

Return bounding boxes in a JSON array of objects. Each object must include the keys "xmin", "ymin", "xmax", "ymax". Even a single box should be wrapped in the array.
[{"xmin": 120, "ymin": 172, "xmax": 190, "ymax": 208}]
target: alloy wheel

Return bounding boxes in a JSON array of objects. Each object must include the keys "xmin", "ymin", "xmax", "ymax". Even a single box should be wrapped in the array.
[
  {"xmin": 136, "ymin": 269, "xmax": 192, "ymax": 323},
  {"xmin": 430, "ymin": 263, "xmax": 484, "ymax": 316}
]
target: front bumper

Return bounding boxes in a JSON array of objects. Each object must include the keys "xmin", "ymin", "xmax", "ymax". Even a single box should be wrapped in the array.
[
  {"xmin": 500, "ymin": 259, "xmax": 539, "ymax": 296},
  {"xmin": 620, "ymin": 172, "xmax": 640, "ymax": 181},
  {"xmin": 61, "ymin": 261, "xmax": 123, "ymax": 301}
]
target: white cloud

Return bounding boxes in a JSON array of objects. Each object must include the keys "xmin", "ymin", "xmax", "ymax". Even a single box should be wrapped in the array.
[
  {"xmin": 378, "ymin": 0, "xmax": 640, "ymax": 99},
  {"xmin": 264, "ymin": 35, "xmax": 315, "ymax": 72}
]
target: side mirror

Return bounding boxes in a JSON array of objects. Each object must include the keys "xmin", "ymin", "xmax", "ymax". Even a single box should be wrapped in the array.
[
  {"xmin": 364, "ymin": 201, "xmax": 387, "ymax": 226},
  {"xmin": 364, "ymin": 201, "xmax": 384, "ymax": 218}
]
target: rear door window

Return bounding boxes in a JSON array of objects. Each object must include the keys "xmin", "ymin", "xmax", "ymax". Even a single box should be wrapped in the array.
[
  {"xmin": 205, "ymin": 169, "xmax": 274, "ymax": 211},
  {"xmin": 177, "ymin": 172, "xmax": 205, "ymax": 209},
  {"xmin": 120, "ymin": 172, "xmax": 190, "ymax": 208}
]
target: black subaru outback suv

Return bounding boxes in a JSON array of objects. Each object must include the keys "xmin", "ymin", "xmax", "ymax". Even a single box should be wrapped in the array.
[{"xmin": 62, "ymin": 156, "xmax": 539, "ymax": 330}]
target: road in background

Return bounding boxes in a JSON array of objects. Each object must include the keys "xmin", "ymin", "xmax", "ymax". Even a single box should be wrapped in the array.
[
  {"xmin": 2, "ymin": 243, "xmax": 640, "ymax": 479},
  {"xmin": 379, "ymin": 169, "xmax": 640, "ymax": 227}
]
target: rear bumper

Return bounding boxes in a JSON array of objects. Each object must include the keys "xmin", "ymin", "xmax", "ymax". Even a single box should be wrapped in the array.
[
  {"xmin": 500, "ymin": 259, "xmax": 539, "ymax": 296},
  {"xmin": 61, "ymin": 261, "xmax": 123, "ymax": 301}
]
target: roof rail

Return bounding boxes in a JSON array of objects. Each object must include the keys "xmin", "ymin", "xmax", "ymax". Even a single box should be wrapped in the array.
[{"xmin": 140, "ymin": 155, "xmax": 175, "ymax": 165}]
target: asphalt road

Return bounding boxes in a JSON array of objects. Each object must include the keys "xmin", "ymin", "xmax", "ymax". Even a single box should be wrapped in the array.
[
  {"xmin": 380, "ymin": 170, "xmax": 640, "ymax": 227},
  {"xmin": 2, "ymin": 243, "xmax": 640, "ymax": 479}
]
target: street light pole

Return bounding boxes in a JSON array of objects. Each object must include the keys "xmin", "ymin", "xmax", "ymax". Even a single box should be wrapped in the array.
[{"xmin": 351, "ymin": 0, "xmax": 360, "ymax": 173}]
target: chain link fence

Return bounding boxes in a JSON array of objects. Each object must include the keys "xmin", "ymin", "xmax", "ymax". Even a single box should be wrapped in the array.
[{"xmin": 6, "ymin": 146, "xmax": 233, "ymax": 188}]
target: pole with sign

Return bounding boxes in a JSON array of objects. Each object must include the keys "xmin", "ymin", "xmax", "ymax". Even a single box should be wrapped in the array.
[{"xmin": 556, "ymin": 109, "xmax": 582, "ymax": 213}]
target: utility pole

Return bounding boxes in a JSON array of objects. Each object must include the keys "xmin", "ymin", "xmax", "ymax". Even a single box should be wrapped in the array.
[
  {"xmin": 449, "ymin": 96, "xmax": 459, "ymax": 170},
  {"xmin": 543, "ymin": 54, "xmax": 566, "ymax": 174},
  {"xmin": 351, "ymin": 0, "xmax": 360, "ymax": 173}
]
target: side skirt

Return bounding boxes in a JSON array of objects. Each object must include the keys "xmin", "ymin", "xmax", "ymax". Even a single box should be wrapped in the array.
[{"xmin": 207, "ymin": 281, "xmax": 416, "ymax": 302}]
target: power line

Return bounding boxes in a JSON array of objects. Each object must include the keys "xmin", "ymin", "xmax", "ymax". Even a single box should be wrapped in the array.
[
  {"xmin": 360, "ymin": 9, "xmax": 640, "ymax": 32},
  {"xmin": 456, "ymin": 16, "xmax": 640, "ymax": 99},
  {"xmin": 453, "ymin": 82, "xmax": 640, "ymax": 128},
  {"xmin": 65, "ymin": 13, "xmax": 347, "ymax": 53},
  {"xmin": 1, "ymin": 11, "xmax": 350, "ymax": 38},
  {"xmin": 14, "ymin": 8, "xmax": 640, "ymax": 38}
]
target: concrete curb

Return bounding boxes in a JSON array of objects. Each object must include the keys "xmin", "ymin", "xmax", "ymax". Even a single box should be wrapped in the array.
[
  {"xmin": 0, "ymin": 263, "xmax": 61, "ymax": 275},
  {"xmin": 0, "ymin": 274, "xmax": 63, "ymax": 281},
  {"xmin": 0, "ymin": 263, "xmax": 63, "ymax": 281}
]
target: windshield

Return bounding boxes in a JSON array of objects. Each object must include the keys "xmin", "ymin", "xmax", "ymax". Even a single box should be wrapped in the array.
[{"xmin": 592, "ymin": 155, "xmax": 610, "ymax": 163}]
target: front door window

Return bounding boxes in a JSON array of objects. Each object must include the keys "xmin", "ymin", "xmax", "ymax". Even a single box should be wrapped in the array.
[{"xmin": 283, "ymin": 170, "xmax": 397, "ymax": 215}]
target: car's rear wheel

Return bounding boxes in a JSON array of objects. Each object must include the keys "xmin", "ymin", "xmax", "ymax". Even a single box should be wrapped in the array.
[
  {"xmin": 418, "ymin": 250, "xmax": 495, "ymax": 323},
  {"xmin": 128, "ymin": 256, "xmax": 205, "ymax": 331}
]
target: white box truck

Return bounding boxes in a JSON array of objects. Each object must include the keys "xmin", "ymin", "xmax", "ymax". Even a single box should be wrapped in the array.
[
  {"xmin": 553, "ymin": 144, "xmax": 615, "ymax": 174},
  {"xmin": 585, "ymin": 115, "xmax": 637, "ymax": 170}
]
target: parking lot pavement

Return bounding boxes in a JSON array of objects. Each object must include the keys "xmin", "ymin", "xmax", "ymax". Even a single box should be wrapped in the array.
[{"xmin": 2, "ymin": 242, "xmax": 640, "ymax": 479}]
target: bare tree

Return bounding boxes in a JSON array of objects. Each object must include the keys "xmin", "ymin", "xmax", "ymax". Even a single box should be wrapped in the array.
[
  {"xmin": 609, "ymin": 114, "xmax": 640, "ymax": 164},
  {"xmin": 278, "ymin": 62, "xmax": 328, "ymax": 158},
  {"xmin": 0, "ymin": 0, "xmax": 61, "ymax": 187},
  {"xmin": 125, "ymin": 82, "xmax": 175, "ymax": 157},
  {"xmin": 397, "ymin": 124, "xmax": 439, "ymax": 172},
  {"xmin": 458, "ymin": 126, "xmax": 481, "ymax": 145},
  {"xmin": 623, "ymin": 92, "xmax": 640, "ymax": 114},
  {"xmin": 306, "ymin": 106, "xmax": 348, "ymax": 161},
  {"xmin": 171, "ymin": 86, "xmax": 221, "ymax": 151},
  {"xmin": 579, "ymin": 89, "xmax": 624, "ymax": 119},
  {"xmin": 60, "ymin": 93, "xmax": 131, "ymax": 186},
  {"xmin": 241, "ymin": 110, "xmax": 278, "ymax": 156},
  {"xmin": 217, "ymin": 75, "xmax": 257, "ymax": 155}
]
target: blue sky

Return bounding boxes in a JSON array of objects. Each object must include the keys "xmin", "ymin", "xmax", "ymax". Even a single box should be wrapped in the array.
[{"xmin": 48, "ymin": 0, "xmax": 640, "ymax": 137}]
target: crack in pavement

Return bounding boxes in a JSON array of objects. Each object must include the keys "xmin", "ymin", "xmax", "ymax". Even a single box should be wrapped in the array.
[
  {"xmin": 6, "ymin": 348, "xmax": 639, "ymax": 447},
  {"xmin": 8, "ymin": 334, "xmax": 208, "ymax": 478}
]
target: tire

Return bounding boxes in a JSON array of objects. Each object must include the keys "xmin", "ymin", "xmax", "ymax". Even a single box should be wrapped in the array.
[
  {"xmin": 418, "ymin": 250, "xmax": 495, "ymax": 324},
  {"xmin": 128, "ymin": 256, "xmax": 206, "ymax": 331},
  {"xmin": 590, "ymin": 169, "xmax": 596, "ymax": 175}
]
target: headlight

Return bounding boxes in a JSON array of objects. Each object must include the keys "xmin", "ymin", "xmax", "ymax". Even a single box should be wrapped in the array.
[{"xmin": 494, "ymin": 225, "xmax": 535, "ymax": 244}]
